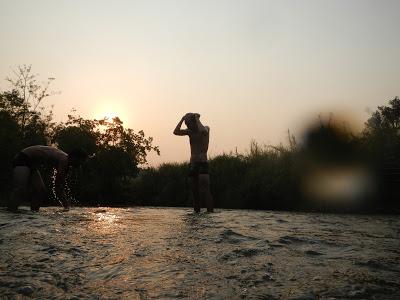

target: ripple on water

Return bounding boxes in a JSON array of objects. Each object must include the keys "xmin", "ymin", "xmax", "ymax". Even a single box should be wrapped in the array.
[
  {"xmin": 218, "ymin": 247, "xmax": 263, "ymax": 261},
  {"xmin": 278, "ymin": 235, "xmax": 310, "ymax": 245},
  {"xmin": 0, "ymin": 207, "xmax": 399, "ymax": 299},
  {"xmin": 217, "ymin": 228, "xmax": 258, "ymax": 244}
]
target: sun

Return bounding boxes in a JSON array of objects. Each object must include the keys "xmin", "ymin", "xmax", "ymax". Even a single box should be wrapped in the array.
[
  {"xmin": 93, "ymin": 100, "xmax": 129, "ymax": 123},
  {"xmin": 94, "ymin": 106, "xmax": 124, "ymax": 121},
  {"xmin": 102, "ymin": 111, "xmax": 118, "ymax": 120}
]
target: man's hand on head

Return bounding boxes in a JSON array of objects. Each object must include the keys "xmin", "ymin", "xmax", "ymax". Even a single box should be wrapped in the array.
[
  {"xmin": 183, "ymin": 113, "xmax": 200, "ymax": 120},
  {"xmin": 182, "ymin": 113, "xmax": 193, "ymax": 121}
]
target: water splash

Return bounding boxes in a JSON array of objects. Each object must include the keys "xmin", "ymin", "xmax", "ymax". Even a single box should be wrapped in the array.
[
  {"xmin": 50, "ymin": 169, "xmax": 63, "ymax": 207},
  {"xmin": 65, "ymin": 167, "xmax": 78, "ymax": 206},
  {"xmin": 51, "ymin": 168, "xmax": 77, "ymax": 207}
]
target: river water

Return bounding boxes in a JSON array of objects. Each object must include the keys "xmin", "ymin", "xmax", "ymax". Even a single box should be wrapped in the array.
[{"xmin": 0, "ymin": 207, "xmax": 399, "ymax": 299}]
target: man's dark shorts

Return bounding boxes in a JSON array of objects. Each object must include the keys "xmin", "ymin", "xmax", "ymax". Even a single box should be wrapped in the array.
[
  {"xmin": 12, "ymin": 152, "xmax": 32, "ymax": 168},
  {"xmin": 188, "ymin": 162, "xmax": 209, "ymax": 177}
]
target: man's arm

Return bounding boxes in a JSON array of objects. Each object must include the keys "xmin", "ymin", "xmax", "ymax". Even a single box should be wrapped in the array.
[{"xmin": 173, "ymin": 115, "xmax": 189, "ymax": 136}]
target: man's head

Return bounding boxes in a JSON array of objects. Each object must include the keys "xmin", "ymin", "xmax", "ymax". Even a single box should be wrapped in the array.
[
  {"xmin": 67, "ymin": 148, "xmax": 88, "ymax": 167},
  {"xmin": 184, "ymin": 113, "xmax": 200, "ymax": 131}
]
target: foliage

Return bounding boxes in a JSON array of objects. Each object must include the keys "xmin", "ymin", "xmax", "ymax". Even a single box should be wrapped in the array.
[
  {"xmin": 131, "ymin": 141, "xmax": 299, "ymax": 210},
  {"xmin": 2, "ymin": 65, "xmax": 57, "ymax": 144},
  {"xmin": 96, "ymin": 116, "xmax": 160, "ymax": 165},
  {"xmin": 0, "ymin": 66, "xmax": 159, "ymax": 206},
  {"xmin": 365, "ymin": 97, "xmax": 400, "ymax": 132},
  {"xmin": 132, "ymin": 103, "xmax": 400, "ymax": 213},
  {"xmin": 363, "ymin": 97, "xmax": 400, "ymax": 160},
  {"xmin": 0, "ymin": 111, "xmax": 21, "ymax": 199},
  {"xmin": 0, "ymin": 65, "xmax": 399, "ymax": 212},
  {"xmin": 52, "ymin": 113, "xmax": 160, "ymax": 204},
  {"xmin": 0, "ymin": 66, "xmax": 57, "ymax": 201}
]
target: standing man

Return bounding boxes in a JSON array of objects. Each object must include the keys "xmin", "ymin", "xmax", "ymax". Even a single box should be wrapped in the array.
[
  {"xmin": 8, "ymin": 145, "xmax": 87, "ymax": 212},
  {"xmin": 174, "ymin": 113, "xmax": 214, "ymax": 213}
]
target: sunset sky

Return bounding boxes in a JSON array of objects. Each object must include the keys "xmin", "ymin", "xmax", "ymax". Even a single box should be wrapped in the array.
[{"xmin": 1, "ymin": 0, "xmax": 399, "ymax": 165}]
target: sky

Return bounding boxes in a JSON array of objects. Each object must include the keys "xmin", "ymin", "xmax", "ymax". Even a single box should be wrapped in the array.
[{"xmin": 0, "ymin": 0, "xmax": 399, "ymax": 166}]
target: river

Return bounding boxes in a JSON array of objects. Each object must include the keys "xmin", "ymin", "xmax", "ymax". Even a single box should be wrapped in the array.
[{"xmin": 0, "ymin": 207, "xmax": 399, "ymax": 299}]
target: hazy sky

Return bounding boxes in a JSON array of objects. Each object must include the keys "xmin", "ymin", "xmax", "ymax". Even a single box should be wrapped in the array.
[{"xmin": 1, "ymin": 0, "xmax": 399, "ymax": 165}]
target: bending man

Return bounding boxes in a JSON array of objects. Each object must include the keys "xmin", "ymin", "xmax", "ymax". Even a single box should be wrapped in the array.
[
  {"xmin": 8, "ymin": 145, "xmax": 87, "ymax": 211},
  {"xmin": 174, "ymin": 113, "xmax": 214, "ymax": 212}
]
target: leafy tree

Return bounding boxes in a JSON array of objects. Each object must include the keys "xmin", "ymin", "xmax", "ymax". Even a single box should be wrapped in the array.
[
  {"xmin": 1, "ymin": 65, "xmax": 57, "ymax": 146},
  {"xmin": 0, "ymin": 111, "xmax": 21, "ymax": 198},
  {"xmin": 5, "ymin": 65, "xmax": 57, "ymax": 111},
  {"xmin": 365, "ymin": 96, "xmax": 400, "ymax": 133},
  {"xmin": 1, "ymin": 65, "xmax": 160, "ymax": 206},
  {"xmin": 53, "ymin": 113, "xmax": 160, "ymax": 204},
  {"xmin": 53, "ymin": 112, "xmax": 98, "ymax": 155},
  {"xmin": 97, "ymin": 116, "xmax": 160, "ymax": 165},
  {"xmin": 0, "ymin": 66, "xmax": 58, "ymax": 204},
  {"xmin": 363, "ymin": 96, "xmax": 400, "ymax": 159}
]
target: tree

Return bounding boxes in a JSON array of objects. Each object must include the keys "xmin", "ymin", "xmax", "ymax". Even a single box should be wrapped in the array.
[
  {"xmin": 97, "ymin": 116, "xmax": 160, "ymax": 165},
  {"xmin": 53, "ymin": 113, "xmax": 160, "ymax": 204},
  {"xmin": 365, "ymin": 96, "xmax": 400, "ymax": 133},
  {"xmin": 0, "ymin": 111, "xmax": 22, "ymax": 198},
  {"xmin": 363, "ymin": 97, "xmax": 400, "ymax": 159},
  {"xmin": 0, "ymin": 66, "xmax": 58, "ymax": 204},
  {"xmin": 53, "ymin": 112, "xmax": 98, "ymax": 155},
  {"xmin": 1, "ymin": 65, "xmax": 160, "ymax": 206},
  {"xmin": 1, "ymin": 64, "xmax": 57, "ymax": 146}
]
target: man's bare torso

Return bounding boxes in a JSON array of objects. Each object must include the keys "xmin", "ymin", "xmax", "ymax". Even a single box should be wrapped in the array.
[{"xmin": 188, "ymin": 127, "xmax": 209, "ymax": 163}]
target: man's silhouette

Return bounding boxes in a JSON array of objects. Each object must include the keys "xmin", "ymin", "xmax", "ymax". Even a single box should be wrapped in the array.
[
  {"xmin": 174, "ymin": 113, "xmax": 214, "ymax": 212},
  {"xmin": 8, "ymin": 145, "xmax": 87, "ymax": 211}
]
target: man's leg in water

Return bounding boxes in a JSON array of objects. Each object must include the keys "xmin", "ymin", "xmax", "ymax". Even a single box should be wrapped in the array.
[
  {"xmin": 30, "ymin": 170, "xmax": 46, "ymax": 211},
  {"xmin": 8, "ymin": 166, "xmax": 31, "ymax": 211},
  {"xmin": 199, "ymin": 174, "xmax": 213, "ymax": 212},
  {"xmin": 190, "ymin": 176, "xmax": 201, "ymax": 213}
]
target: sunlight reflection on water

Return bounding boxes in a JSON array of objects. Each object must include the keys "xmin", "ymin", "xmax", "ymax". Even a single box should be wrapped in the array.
[
  {"xmin": 0, "ymin": 207, "xmax": 399, "ymax": 299},
  {"xmin": 96, "ymin": 212, "xmax": 118, "ymax": 224}
]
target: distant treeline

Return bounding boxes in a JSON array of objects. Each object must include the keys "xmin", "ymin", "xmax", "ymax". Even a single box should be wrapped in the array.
[{"xmin": 1, "ymin": 66, "xmax": 399, "ymax": 213}]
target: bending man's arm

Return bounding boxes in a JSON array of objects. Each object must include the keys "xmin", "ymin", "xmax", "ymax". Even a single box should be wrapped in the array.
[{"xmin": 173, "ymin": 115, "xmax": 189, "ymax": 136}]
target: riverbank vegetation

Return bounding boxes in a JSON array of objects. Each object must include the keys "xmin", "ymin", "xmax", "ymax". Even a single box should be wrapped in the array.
[{"xmin": 1, "ymin": 66, "xmax": 399, "ymax": 212}]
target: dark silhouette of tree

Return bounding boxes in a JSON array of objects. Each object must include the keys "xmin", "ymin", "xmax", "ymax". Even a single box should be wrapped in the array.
[
  {"xmin": 0, "ymin": 111, "xmax": 22, "ymax": 198},
  {"xmin": 1, "ymin": 65, "xmax": 57, "ymax": 146},
  {"xmin": 0, "ymin": 65, "xmax": 160, "ymax": 206},
  {"xmin": 0, "ymin": 66, "xmax": 58, "ymax": 202},
  {"xmin": 97, "ymin": 116, "xmax": 160, "ymax": 165},
  {"xmin": 52, "ymin": 113, "xmax": 160, "ymax": 204},
  {"xmin": 1, "ymin": 65, "xmax": 399, "ymax": 212},
  {"xmin": 363, "ymin": 97, "xmax": 400, "ymax": 160},
  {"xmin": 365, "ymin": 97, "xmax": 400, "ymax": 132},
  {"xmin": 53, "ymin": 113, "xmax": 98, "ymax": 155},
  {"xmin": 362, "ymin": 97, "xmax": 400, "ymax": 209}
]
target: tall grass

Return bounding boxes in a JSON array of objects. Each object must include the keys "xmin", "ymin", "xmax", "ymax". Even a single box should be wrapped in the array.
[{"xmin": 130, "ymin": 138, "xmax": 302, "ymax": 210}]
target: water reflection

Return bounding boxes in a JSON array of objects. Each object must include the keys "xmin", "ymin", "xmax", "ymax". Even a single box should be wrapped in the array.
[
  {"xmin": 85, "ymin": 209, "xmax": 123, "ymax": 235},
  {"xmin": 95, "ymin": 211, "xmax": 118, "ymax": 224},
  {"xmin": 1, "ymin": 207, "xmax": 399, "ymax": 299}
]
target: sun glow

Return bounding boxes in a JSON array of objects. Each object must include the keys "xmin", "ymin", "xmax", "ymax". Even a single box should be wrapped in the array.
[
  {"xmin": 93, "ymin": 102, "xmax": 127, "ymax": 122},
  {"xmin": 102, "ymin": 111, "xmax": 118, "ymax": 120}
]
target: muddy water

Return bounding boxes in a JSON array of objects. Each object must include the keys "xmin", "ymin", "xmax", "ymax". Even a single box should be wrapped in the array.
[{"xmin": 0, "ymin": 207, "xmax": 399, "ymax": 299}]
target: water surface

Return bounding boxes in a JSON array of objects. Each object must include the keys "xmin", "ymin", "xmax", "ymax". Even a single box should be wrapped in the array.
[{"xmin": 0, "ymin": 207, "xmax": 399, "ymax": 299}]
